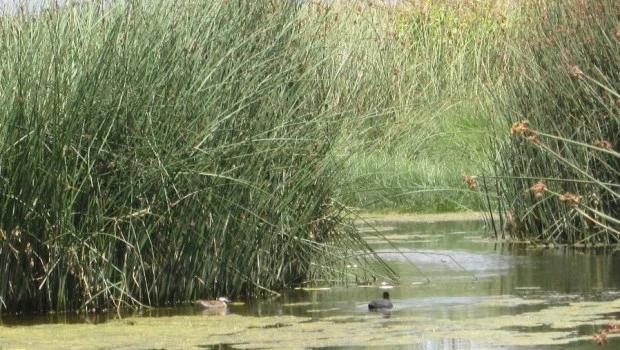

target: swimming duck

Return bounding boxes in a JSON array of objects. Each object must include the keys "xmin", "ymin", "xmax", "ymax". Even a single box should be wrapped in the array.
[
  {"xmin": 196, "ymin": 297, "xmax": 231, "ymax": 309},
  {"xmin": 368, "ymin": 291, "xmax": 393, "ymax": 310}
]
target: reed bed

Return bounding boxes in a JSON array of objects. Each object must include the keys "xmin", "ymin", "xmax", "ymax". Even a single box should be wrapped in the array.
[
  {"xmin": 485, "ymin": 0, "xmax": 620, "ymax": 244},
  {"xmin": 4, "ymin": 0, "xmax": 614, "ymax": 314},
  {"xmin": 337, "ymin": 0, "xmax": 517, "ymax": 212},
  {"xmin": 0, "ymin": 0, "xmax": 398, "ymax": 313}
]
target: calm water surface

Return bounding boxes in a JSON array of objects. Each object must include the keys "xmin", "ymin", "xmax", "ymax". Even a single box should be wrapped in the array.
[{"xmin": 2, "ymin": 218, "xmax": 620, "ymax": 349}]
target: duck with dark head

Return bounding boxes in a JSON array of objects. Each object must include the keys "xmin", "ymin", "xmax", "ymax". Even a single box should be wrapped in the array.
[{"xmin": 368, "ymin": 291, "xmax": 393, "ymax": 310}]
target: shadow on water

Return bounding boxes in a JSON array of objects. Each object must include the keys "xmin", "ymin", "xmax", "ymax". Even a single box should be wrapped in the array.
[{"xmin": 2, "ymin": 216, "xmax": 620, "ymax": 349}]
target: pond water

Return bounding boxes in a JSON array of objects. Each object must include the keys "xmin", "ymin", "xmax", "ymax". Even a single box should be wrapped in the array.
[{"xmin": 2, "ymin": 216, "xmax": 620, "ymax": 349}]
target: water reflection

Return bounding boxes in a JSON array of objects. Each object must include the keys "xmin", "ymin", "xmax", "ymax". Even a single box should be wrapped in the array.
[{"xmin": 2, "ymin": 217, "xmax": 620, "ymax": 349}]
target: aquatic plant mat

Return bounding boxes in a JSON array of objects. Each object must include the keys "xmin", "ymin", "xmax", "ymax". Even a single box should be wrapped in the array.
[{"xmin": 0, "ymin": 296, "xmax": 618, "ymax": 348}]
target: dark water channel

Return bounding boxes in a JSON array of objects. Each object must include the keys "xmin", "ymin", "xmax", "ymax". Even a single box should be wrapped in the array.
[{"xmin": 2, "ymin": 217, "xmax": 620, "ymax": 349}]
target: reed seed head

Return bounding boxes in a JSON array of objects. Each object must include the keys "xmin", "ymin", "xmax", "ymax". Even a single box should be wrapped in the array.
[
  {"xmin": 525, "ymin": 133, "xmax": 540, "ymax": 143},
  {"xmin": 460, "ymin": 174, "xmax": 477, "ymax": 190},
  {"xmin": 593, "ymin": 330, "xmax": 607, "ymax": 346},
  {"xmin": 607, "ymin": 319, "xmax": 619, "ymax": 333},
  {"xmin": 568, "ymin": 64, "xmax": 582, "ymax": 78},
  {"xmin": 558, "ymin": 192, "xmax": 581, "ymax": 207},
  {"xmin": 593, "ymin": 140, "xmax": 613, "ymax": 150},
  {"xmin": 510, "ymin": 120, "xmax": 529, "ymax": 136},
  {"xmin": 529, "ymin": 180, "xmax": 546, "ymax": 198}
]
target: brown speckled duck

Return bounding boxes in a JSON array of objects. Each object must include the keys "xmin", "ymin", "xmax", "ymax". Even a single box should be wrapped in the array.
[{"xmin": 196, "ymin": 297, "xmax": 231, "ymax": 310}]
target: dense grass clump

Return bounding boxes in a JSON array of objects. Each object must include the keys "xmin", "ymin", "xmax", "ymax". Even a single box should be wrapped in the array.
[
  {"xmin": 486, "ymin": 0, "xmax": 619, "ymax": 244},
  {"xmin": 0, "ymin": 1, "xmax": 396, "ymax": 313}
]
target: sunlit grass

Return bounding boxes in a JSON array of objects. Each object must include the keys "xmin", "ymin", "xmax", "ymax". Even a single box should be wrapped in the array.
[
  {"xmin": 328, "ymin": 0, "xmax": 516, "ymax": 213},
  {"xmin": 341, "ymin": 101, "xmax": 489, "ymax": 213},
  {"xmin": 2, "ymin": 0, "xmax": 613, "ymax": 314},
  {"xmin": 0, "ymin": 0, "xmax": 399, "ymax": 313}
]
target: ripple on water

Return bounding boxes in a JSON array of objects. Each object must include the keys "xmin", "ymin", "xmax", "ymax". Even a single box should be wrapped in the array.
[{"xmin": 3, "ymin": 218, "xmax": 620, "ymax": 349}]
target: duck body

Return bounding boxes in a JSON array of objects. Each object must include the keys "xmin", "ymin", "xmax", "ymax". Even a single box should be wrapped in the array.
[
  {"xmin": 368, "ymin": 291, "xmax": 393, "ymax": 310},
  {"xmin": 196, "ymin": 297, "xmax": 231, "ymax": 309}
]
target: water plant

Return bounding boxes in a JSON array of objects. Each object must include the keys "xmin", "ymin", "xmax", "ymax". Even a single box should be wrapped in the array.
[
  {"xmin": 0, "ymin": 0, "xmax": 397, "ymax": 313},
  {"xmin": 485, "ymin": 0, "xmax": 619, "ymax": 244},
  {"xmin": 337, "ymin": 0, "xmax": 519, "ymax": 213}
]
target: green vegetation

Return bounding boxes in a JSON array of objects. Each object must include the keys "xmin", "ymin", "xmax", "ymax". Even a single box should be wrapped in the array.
[
  {"xmin": 0, "ymin": 0, "xmax": 617, "ymax": 313},
  {"xmin": 0, "ymin": 0, "xmax": 401, "ymax": 313},
  {"xmin": 338, "ymin": 0, "xmax": 518, "ymax": 213},
  {"xmin": 485, "ymin": 0, "xmax": 619, "ymax": 244},
  {"xmin": 2, "ymin": 297, "xmax": 620, "ymax": 348}
]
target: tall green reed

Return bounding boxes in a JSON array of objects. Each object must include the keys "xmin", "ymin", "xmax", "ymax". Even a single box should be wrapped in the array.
[
  {"xmin": 0, "ymin": 0, "xmax": 396, "ymax": 313},
  {"xmin": 485, "ymin": 0, "xmax": 619, "ymax": 244},
  {"xmin": 333, "ymin": 1, "xmax": 517, "ymax": 212}
]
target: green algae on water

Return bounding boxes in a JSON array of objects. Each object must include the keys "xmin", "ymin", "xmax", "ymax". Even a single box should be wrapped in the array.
[{"xmin": 2, "ymin": 297, "xmax": 620, "ymax": 349}]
